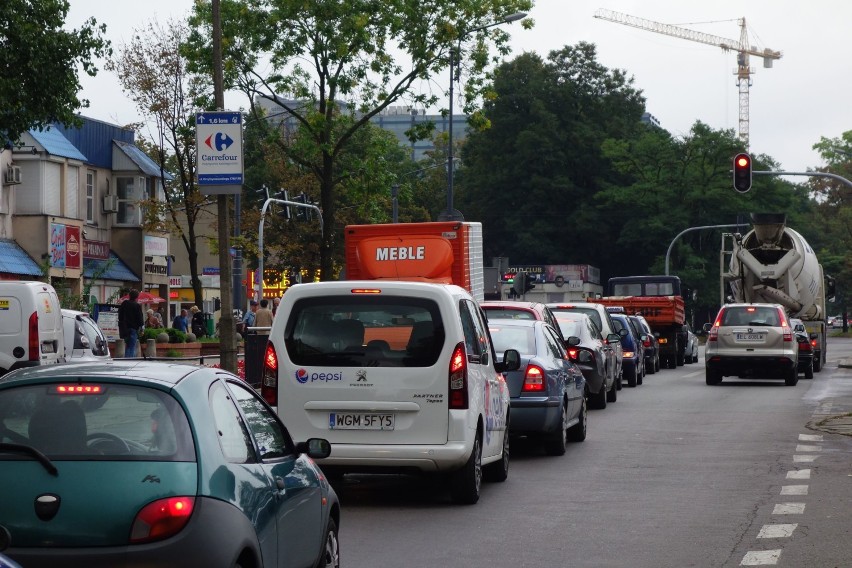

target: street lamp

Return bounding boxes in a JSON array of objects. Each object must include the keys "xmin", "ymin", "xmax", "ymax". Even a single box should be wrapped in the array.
[{"xmin": 438, "ymin": 11, "xmax": 526, "ymax": 222}]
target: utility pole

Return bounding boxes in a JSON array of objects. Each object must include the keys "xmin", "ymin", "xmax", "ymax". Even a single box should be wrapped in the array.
[{"xmin": 212, "ymin": 0, "xmax": 236, "ymax": 372}]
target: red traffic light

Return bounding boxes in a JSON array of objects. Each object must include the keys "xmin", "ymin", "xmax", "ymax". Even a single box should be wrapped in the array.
[{"xmin": 733, "ymin": 152, "xmax": 752, "ymax": 193}]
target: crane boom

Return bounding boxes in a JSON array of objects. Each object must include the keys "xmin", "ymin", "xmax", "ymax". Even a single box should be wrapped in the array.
[{"xmin": 593, "ymin": 9, "xmax": 782, "ymax": 147}]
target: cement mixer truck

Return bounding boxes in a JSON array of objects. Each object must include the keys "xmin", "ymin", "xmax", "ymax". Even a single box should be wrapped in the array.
[{"xmin": 721, "ymin": 213, "xmax": 836, "ymax": 371}]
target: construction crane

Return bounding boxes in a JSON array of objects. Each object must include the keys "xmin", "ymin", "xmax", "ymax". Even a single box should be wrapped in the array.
[{"xmin": 594, "ymin": 9, "xmax": 782, "ymax": 148}]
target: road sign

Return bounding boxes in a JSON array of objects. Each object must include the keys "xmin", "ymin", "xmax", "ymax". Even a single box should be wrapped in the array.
[{"xmin": 196, "ymin": 111, "xmax": 243, "ymax": 195}]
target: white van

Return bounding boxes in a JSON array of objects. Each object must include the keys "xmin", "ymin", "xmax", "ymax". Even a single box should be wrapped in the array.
[
  {"xmin": 0, "ymin": 281, "xmax": 64, "ymax": 375},
  {"xmin": 261, "ymin": 281, "xmax": 520, "ymax": 504}
]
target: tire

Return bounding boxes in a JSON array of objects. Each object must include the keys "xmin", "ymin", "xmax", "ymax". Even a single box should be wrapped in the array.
[
  {"xmin": 450, "ymin": 434, "xmax": 482, "ymax": 504},
  {"xmin": 590, "ymin": 382, "xmax": 607, "ymax": 410},
  {"xmin": 616, "ymin": 370, "xmax": 623, "ymax": 391},
  {"xmin": 606, "ymin": 380, "xmax": 617, "ymax": 403},
  {"xmin": 544, "ymin": 403, "xmax": 568, "ymax": 456},
  {"xmin": 637, "ymin": 363, "xmax": 644, "ymax": 385},
  {"xmin": 626, "ymin": 367, "xmax": 637, "ymax": 387},
  {"xmin": 813, "ymin": 355, "xmax": 822, "ymax": 372},
  {"xmin": 706, "ymin": 368, "xmax": 722, "ymax": 385},
  {"xmin": 654, "ymin": 354, "xmax": 661, "ymax": 373},
  {"xmin": 484, "ymin": 419, "xmax": 510, "ymax": 482},
  {"xmin": 785, "ymin": 367, "xmax": 799, "ymax": 386},
  {"xmin": 646, "ymin": 357, "xmax": 656, "ymax": 375},
  {"xmin": 804, "ymin": 362, "xmax": 814, "ymax": 380},
  {"xmin": 316, "ymin": 517, "xmax": 340, "ymax": 568},
  {"xmin": 676, "ymin": 348, "xmax": 685, "ymax": 366},
  {"xmin": 567, "ymin": 397, "xmax": 587, "ymax": 443}
]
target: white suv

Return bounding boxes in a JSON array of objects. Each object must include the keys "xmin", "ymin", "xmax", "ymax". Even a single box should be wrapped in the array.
[{"xmin": 261, "ymin": 281, "xmax": 520, "ymax": 504}]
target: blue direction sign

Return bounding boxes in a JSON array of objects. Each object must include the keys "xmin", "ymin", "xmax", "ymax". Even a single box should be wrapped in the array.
[{"xmin": 196, "ymin": 111, "xmax": 243, "ymax": 194}]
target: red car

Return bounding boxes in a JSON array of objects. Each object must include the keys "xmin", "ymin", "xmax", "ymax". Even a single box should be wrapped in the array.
[{"xmin": 481, "ymin": 301, "xmax": 566, "ymax": 345}]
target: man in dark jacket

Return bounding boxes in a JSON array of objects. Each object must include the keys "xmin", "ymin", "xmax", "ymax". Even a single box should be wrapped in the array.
[{"xmin": 118, "ymin": 289, "xmax": 144, "ymax": 357}]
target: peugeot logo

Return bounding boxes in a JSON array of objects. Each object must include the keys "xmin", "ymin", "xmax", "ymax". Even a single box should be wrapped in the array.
[
  {"xmin": 748, "ymin": 327, "xmax": 753, "ymax": 333},
  {"xmin": 356, "ymin": 370, "xmax": 367, "ymax": 382}
]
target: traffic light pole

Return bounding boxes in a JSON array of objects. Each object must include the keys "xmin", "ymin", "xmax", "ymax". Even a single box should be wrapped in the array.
[
  {"xmin": 256, "ymin": 197, "xmax": 323, "ymax": 302},
  {"xmin": 753, "ymin": 170, "xmax": 852, "ymax": 188}
]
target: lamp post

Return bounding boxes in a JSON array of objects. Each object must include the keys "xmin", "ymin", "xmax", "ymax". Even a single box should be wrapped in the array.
[{"xmin": 439, "ymin": 11, "xmax": 526, "ymax": 222}]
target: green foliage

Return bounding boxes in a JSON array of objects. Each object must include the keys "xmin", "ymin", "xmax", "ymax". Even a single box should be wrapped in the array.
[
  {"xmin": 164, "ymin": 349, "xmax": 182, "ymax": 358},
  {"xmin": 166, "ymin": 328, "xmax": 188, "ymax": 344},
  {"xmin": 186, "ymin": 0, "xmax": 533, "ymax": 279},
  {"xmin": 0, "ymin": 0, "xmax": 110, "ymax": 144},
  {"xmin": 141, "ymin": 327, "xmax": 163, "ymax": 342}
]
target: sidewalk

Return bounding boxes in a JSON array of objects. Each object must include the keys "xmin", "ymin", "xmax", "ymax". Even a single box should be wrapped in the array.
[{"xmin": 807, "ymin": 357, "xmax": 852, "ymax": 436}]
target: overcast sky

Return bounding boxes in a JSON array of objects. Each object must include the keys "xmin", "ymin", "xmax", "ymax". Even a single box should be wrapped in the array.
[{"xmin": 66, "ymin": 0, "xmax": 851, "ymax": 173}]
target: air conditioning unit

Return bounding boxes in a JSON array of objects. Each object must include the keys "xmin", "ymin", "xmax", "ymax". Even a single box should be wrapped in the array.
[
  {"xmin": 102, "ymin": 195, "xmax": 118, "ymax": 213},
  {"xmin": 4, "ymin": 165, "xmax": 21, "ymax": 185}
]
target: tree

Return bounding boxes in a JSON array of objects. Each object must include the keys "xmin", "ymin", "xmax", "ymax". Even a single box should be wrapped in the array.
[
  {"xmin": 187, "ymin": 0, "xmax": 533, "ymax": 280},
  {"xmin": 108, "ymin": 19, "xmax": 215, "ymax": 308},
  {"xmin": 0, "ymin": 0, "xmax": 110, "ymax": 144}
]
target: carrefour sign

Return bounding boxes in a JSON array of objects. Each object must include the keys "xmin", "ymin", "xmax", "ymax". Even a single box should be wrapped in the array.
[{"xmin": 196, "ymin": 111, "xmax": 243, "ymax": 194}]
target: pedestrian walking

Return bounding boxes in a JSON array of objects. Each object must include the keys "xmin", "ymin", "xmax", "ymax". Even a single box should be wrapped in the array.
[
  {"xmin": 254, "ymin": 299, "xmax": 274, "ymax": 333},
  {"xmin": 118, "ymin": 289, "xmax": 144, "ymax": 357}
]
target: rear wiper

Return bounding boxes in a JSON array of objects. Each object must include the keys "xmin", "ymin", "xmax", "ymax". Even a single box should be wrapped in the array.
[{"xmin": 0, "ymin": 443, "xmax": 58, "ymax": 476}]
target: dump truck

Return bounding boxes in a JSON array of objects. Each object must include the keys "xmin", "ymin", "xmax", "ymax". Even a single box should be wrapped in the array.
[
  {"xmin": 722, "ymin": 213, "xmax": 835, "ymax": 371},
  {"xmin": 344, "ymin": 221, "xmax": 484, "ymax": 301}
]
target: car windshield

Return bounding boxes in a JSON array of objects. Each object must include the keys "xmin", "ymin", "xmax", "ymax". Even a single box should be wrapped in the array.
[
  {"xmin": 488, "ymin": 325, "xmax": 535, "ymax": 355},
  {"xmin": 0, "ymin": 383, "xmax": 195, "ymax": 461}
]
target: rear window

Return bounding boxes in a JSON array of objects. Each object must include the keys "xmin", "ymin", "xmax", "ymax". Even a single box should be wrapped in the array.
[
  {"xmin": 76, "ymin": 316, "xmax": 109, "ymax": 356},
  {"xmin": 483, "ymin": 308, "xmax": 536, "ymax": 320},
  {"xmin": 489, "ymin": 324, "xmax": 535, "ymax": 355},
  {"xmin": 552, "ymin": 307, "xmax": 602, "ymax": 332},
  {"xmin": 554, "ymin": 318, "xmax": 584, "ymax": 339},
  {"xmin": 284, "ymin": 295, "xmax": 445, "ymax": 367},
  {"xmin": 0, "ymin": 384, "xmax": 195, "ymax": 461},
  {"xmin": 720, "ymin": 306, "xmax": 782, "ymax": 327}
]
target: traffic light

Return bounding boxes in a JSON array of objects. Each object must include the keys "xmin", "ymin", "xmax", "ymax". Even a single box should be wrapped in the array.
[
  {"xmin": 511, "ymin": 272, "xmax": 526, "ymax": 297},
  {"xmin": 733, "ymin": 152, "xmax": 752, "ymax": 193},
  {"xmin": 295, "ymin": 192, "xmax": 312, "ymax": 221},
  {"xmin": 524, "ymin": 275, "xmax": 535, "ymax": 293},
  {"xmin": 275, "ymin": 191, "xmax": 291, "ymax": 220}
]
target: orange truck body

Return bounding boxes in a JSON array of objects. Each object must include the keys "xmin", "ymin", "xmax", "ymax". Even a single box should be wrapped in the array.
[
  {"xmin": 590, "ymin": 296, "xmax": 685, "ymax": 326},
  {"xmin": 344, "ymin": 221, "xmax": 484, "ymax": 301}
]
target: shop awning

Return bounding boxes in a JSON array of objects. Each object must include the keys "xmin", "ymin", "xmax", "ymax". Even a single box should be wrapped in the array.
[
  {"xmin": 0, "ymin": 239, "xmax": 42, "ymax": 276},
  {"xmin": 84, "ymin": 251, "xmax": 140, "ymax": 282}
]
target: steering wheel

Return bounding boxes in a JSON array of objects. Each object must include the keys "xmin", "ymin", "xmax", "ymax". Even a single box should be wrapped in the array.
[
  {"xmin": 0, "ymin": 424, "xmax": 27, "ymax": 445},
  {"xmin": 87, "ymin": 432, "xmax": 131, "ymax": 455}
]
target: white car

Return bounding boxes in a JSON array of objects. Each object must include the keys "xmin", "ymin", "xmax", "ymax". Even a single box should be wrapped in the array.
[
  {"xmin": 261, "ymin": 281, "xmax": 520, "ymax": 504},
  {"xmin": 61, "ymin": 309, "xmax": 110, "ymax": 362}
]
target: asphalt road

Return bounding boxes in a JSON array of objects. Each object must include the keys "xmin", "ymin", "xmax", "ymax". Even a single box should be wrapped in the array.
[{"xmin": 334, "ymin": 337, "xmax": 852, "ymax": 568}]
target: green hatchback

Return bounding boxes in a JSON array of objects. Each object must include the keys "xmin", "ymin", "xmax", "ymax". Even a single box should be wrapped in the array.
[{"xmin": 0, "ymin": 361, "xmax": 340, "ymax": 568}]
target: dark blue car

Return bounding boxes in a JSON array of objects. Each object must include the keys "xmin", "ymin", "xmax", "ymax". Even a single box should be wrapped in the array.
[
  {"xmin": 488, "ymin": 319, "xmax": 586, "ymax": 455},
  {"xmin": 610, "ymin": 313, "xmax": 646, "ymax": 387}
]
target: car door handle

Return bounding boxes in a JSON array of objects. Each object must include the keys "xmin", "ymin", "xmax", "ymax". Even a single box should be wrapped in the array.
[{"xmin": 274, "ymin": 476, "xmax": 286, "ymax": 495}]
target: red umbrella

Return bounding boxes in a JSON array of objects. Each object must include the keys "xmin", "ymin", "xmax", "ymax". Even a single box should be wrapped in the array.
[{"xmin": 118, "ymin": 291, "xmax": 166, "ymax": 304}]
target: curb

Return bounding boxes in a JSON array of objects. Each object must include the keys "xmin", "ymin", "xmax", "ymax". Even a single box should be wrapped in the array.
[{"xmin": 839, "ymin": 359, "xmax": 852, "ymax": 369}]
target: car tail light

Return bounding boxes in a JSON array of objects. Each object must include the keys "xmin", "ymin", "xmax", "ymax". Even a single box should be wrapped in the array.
[
  {"xmin": 261, "ymin": 343, "xmax": 279, "ymax": 406},
  {"xmin": 811, "ymin": 338, "xmax": 818, "ymax": 349},
  {"xmin": 658, "ymin": 337, "xmax": 668, "ymax": 345},
  {"xmin": 623, "ymin": 351, "xmax": 635, "ymax": 358},
  {"xmin": 522, "ymin": 364, "xmax": 546, "ymax": 392},
  {"xmin": 28, "ymin": 311, "xmax": 39, "ymax": 361},
  {"xmin": 708, "ymin": 320, "xmax": 720, "ymax": 342},
  {"xmin": 642, "ymin": 337, "xmax": 651, "ymax": 347},
  {"xmin": 130, "ymin": 496, "xmax": 195, "ymax": 543},
  {"xmin": 54, "ymin": 385, "xmax": 103, "ymax": 394},
  {"xmin": 448, "ymin": 342, "xmax": 468, "ymax": 409},
  {"xmin": 779, "ymin": 309, "xmax": 792, "ymax": 342}
]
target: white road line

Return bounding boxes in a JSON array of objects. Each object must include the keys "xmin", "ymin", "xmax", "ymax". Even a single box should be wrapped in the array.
[
  {"xmin": 780, "ymin": 485, "xmax": 809, "ymax": 495},
  {"xmin": 795, "ymin": 444, "xmax": 822, "ymax": 452},
  {"xmin": 741, "ymin": 549, "xmax": 782, "ymax": 565},
  {"xmin": 786, "ymin": 469, "xmax": 811, "ymax": 479},
  {"xmin": 682, "ymin": 370, "xmax": 703, "ymax": 378},
  {"xmin": 793, "ymin": 454, "xmax": 818, "ymax": 463},
  {"xmin": 799, "ymin": 434, "xmax": 823, "ymax": 442},
  {"xmin": 773, "ymin": 503, "xmax": 806, "ymax": 514},
  {"xmin": 757, "ymin": 524, "xmax": 798, "ymax": 538}
]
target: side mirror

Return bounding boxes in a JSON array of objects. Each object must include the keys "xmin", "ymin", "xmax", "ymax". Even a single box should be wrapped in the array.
[
  {"xmin": 618, "ymin": 328, "xmax": 628, "ymax": 337},
  {"xmin": 607, "ymin": 333, "xmax": 621, "ymax": 344},
  {"xmin": 494, "ymin": 349, "xmax": 521, "ymax": 373},
  {"xmin": 566, "ymin": 336, "xmax": 581, "ymax": 347},
  {"xmin": 703, "ymin": 323, "xmax": 712, "ymax": 333},
  {"xmin": 296, "ymin": 438, "xmax": 332, "ymax": 459}
]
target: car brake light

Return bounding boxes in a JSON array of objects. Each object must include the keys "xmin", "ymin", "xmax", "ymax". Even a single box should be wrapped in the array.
[
  {"xmin": 623, "ymin": 351, "xmax": 634, "ymax": 358},
  {"xmin": 261, "ymin": 343, "xmax": 279, "ymax": 406},
  {"xmin": 522, "ymin": 365, "xmax": 546, "ymax": 392},
  {"xmin": 658, "ymin": 338, "xmax": 668, "ymax": 345},
  {"xmin": 350, "ymin": 288, "xmax": 381, "ymax": 294},
  {"xmin": 567, "ymin": 348, "xmax": 579, "ymax": 360},
  {"xmin": 28, "ymin": 311, "xmax": 39, "ymax": 361},
  {"xmin": 811, "ymin": 339, "xmax": 818, "ymax": 349},
  {"xmin": 130, "ymin": 496, "xmax": 195, "ymax": 543},
  {"xmin": 54, "ymin": 385, "xmax": 103, "ymax": 394},
  {"xmin": 642, "ymin": 338, "xmax": 651, "ymax": 347},
  {"xmin": 708, "ymin": 322, "xmax": 719, "ymax": 342},
  {"xmin": 448, "ymin": 342, "xmax": 468, "ymax": 409}
]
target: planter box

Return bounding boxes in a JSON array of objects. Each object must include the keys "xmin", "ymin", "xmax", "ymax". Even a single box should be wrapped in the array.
[{"xmin": 157, "ymin": 342, "xmax": 202, "ymax": 358}]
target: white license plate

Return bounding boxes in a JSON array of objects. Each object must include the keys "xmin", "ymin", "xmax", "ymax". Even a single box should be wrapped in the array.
[
  {"xmin": 329, "ymin": 412, "xmax": 394, "ymax": 430},
  {"xmin": 736, "ymin": 333, "xmax": 763, "ymax": 341}
]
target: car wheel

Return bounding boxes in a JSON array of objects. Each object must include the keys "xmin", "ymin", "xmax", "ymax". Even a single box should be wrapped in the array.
[
  {"xmin": 813, "ymin": 355, "xmax": 822, "ymax": 372},
  {"xmin": 606, "ymin": 380, "xmax": 617, "ymax": 403},
  {"xmin": 805, "ymin": 362, "xmax": 814, "ymax": 380},
  {"xmin": 317, "ymin": 518, "xmax": 340, "ymax": 568},
  {"xmin": 785, "ymin": 367, "xmax": 799, "ymax": 386},
  {"xmin": 451, "ymin": 434, "xmax": 482, "ymax": 504},
  {"xmin": 706, "ymin": 368, "xmax": 722, "ymax": 386},
  {"xmin": 590, "ymin": 382, "xmax": 607, "ymax": 410},
  {"xmin": 655, "ymin": 354, "xmax": 661, "ymax": 373},
  {"xmin": 626, "ymin": 367, "xmax": 637, "ymax": 387},
  {"xmin": 545, "ymin": 402, "xmax": 569, "ymax": 456},
  {"xmin": 484, "ymin": 419, "xmax": 510, "ymax": 482},
  {"xmin": 616, "ymin": 370, "xmax": 623, "ymax": 390},
  {"xmin": 567, "ymin": 397, "xmax": 587, "ymax": 443},
  {"xmin": 646, "ymin": 358, "xmax": 656, "ymax": 375},
  {"xmin": 638, "ymin": 363, "xmax": 644, "ymax": 385}
]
